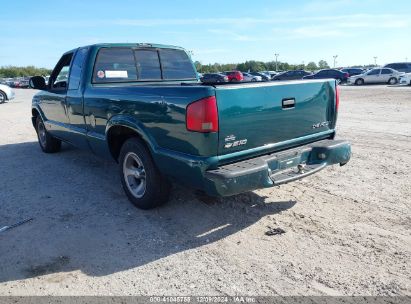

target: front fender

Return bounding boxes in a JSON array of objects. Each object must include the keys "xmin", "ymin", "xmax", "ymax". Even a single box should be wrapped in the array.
[{"xmin": 31, "ymin": 105, "xmax": 46, "ymax": 128}]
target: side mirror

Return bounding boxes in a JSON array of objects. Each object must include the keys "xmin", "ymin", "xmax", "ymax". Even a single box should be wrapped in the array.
[{"xmin": 29, "ymin": 76, "xmax": 47, "ymax": 90}]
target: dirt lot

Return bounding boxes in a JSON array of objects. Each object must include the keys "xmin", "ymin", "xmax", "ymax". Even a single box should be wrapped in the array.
[{"xmin": 0, "ymin": 86, "xmax": 410, "ymax": 296}]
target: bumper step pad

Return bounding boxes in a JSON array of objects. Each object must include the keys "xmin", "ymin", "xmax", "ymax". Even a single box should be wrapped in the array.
[{"xmin": 269, "ymin": 163, "xmax": 326, "ymax": 186}]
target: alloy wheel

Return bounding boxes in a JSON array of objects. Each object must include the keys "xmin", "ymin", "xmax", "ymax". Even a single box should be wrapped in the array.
[{"xmin": 123, "ymin": 152, "xmax": 147, "ymax": 198}]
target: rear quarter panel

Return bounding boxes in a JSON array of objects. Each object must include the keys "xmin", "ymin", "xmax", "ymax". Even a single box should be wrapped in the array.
[{"xmin": 83, "ymin": 84, "xmax": 218, "ymax": 157}]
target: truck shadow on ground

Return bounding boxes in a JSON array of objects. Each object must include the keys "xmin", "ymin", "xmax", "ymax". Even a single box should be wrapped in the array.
[{"xmin": 0, "ymin": 142, "xmax": 296, "ymax": 283}]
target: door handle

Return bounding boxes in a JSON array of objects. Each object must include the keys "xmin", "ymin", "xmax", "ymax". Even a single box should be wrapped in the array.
[{"xmin": 282, "ymin": 98, "xmax": 295, "ymax": 109}]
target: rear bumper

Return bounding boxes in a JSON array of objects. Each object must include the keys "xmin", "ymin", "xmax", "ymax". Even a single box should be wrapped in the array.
[{"xmin": 204, "ymin": 139, "xmax": 351, "ymax": 196}]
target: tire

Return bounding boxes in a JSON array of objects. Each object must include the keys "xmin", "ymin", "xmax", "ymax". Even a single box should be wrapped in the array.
[
  {"xmin": 388, "ymin": 77, "xmax": 397, "ymax": 85},
  {"xmin": 36, "ymin": 116, "xmax": 61, "ymax": 153},
  {"xmin": 119, "ymin": 137, "xmax": 170, "ymax": 209},
  {"xmin": 0, "ymin": 91, "xmax": 6, "ymax": 104},
  {"xmin": 355, "ymin": 78, "xmax": 364, "ymax": 85},
  {"xmin": 251, "ymin": 78, "xmax": 257, "ymax": 82},
  {"xmin": 230, "ymin": 78, "xmax": 238, "ymax": 82}
]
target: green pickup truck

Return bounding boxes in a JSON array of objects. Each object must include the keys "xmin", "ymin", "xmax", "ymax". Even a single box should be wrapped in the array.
[{"xmin": 30, "ymin": 43, "xmax": 351, "ymax": 209}]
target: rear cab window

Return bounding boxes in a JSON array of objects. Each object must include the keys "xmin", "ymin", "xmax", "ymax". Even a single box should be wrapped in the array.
[
  {"xmin": 93, "ymin": 48, "xmax": 137, "ymax": 83},
  {"xmin": 134, "ymin": 49, "xmax": 162, "ymax": 80},
  {"xmin": 159, "ymin": 49, "xmax": 197, "ymax": 80},
  {"xmin": 93, "ymin": 46, "xmax": 196, "ymax": 83}
]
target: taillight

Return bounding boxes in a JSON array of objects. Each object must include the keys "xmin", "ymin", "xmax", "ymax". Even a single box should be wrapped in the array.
[
  {"xmin": 186, "ymin": 96, "xmax": 218, "ymax": 132},
  {"xmin": 335, "ymin": 83, "xmax": 339, "ymax": 111},
  {"xmin": 344, "ymin": 73, "xmax": 349, "ymax": 78}
]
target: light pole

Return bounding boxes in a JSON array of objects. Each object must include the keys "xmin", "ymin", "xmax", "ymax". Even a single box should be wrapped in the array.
[
  {"xmin": 373, "ymin": 56, "xmax": 377, "ymax": 66},
  {"xmin": 333, "ymin": 55, "xmax": 338, "ymax": 68},
  {"xmin": 274, "ymin": 53, "xmax": 279, "ymax": 71}
]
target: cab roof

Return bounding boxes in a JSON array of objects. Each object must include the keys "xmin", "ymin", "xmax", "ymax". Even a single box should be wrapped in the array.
[{"xmin": 63, "ymin": 43, "xmax": 186, "ymax": 55}]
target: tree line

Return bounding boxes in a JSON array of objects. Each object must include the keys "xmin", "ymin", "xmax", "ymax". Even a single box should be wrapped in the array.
[
  {"xmin": 194, "ymin": 60, "xmax": 376, "ymax": 73},
  {"xmin": 0, "ymin": 66, "xmax": 52, "ymax": 78},
  {"xmin": 194, "ymin": 60, "xmax": 331, "ymax": 73}
]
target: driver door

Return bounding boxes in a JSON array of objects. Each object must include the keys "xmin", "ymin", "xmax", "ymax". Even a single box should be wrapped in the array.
[{"xmin": 40, "ymin": 52, "xmax": 73, "ymax": 139}]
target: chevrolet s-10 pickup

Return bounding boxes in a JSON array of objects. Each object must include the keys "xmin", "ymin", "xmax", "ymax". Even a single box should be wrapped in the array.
[{"xmin": 30, "ymin": 43, "xmax": 351, "ymax": 209}]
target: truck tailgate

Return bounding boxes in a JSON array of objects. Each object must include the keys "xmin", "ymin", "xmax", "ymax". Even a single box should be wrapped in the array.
[{"xmin": 215, "ymin": 80, "xmax": 337, "ymax": 156}]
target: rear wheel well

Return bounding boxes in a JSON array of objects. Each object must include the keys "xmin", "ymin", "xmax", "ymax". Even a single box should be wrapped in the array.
[{"xmin": 107, "ymin": 126, "xmax": 147, "ymax": 162}]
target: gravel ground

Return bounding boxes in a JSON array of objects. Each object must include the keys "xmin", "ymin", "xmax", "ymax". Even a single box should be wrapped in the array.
[{"xmin": 0, "ymin": 86, "xmax": 410, "ymax": 296}]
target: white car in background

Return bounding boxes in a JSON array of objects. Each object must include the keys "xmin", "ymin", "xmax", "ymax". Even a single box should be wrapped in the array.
[
  {"xmin": 242, "ymin": 72, "xmax": 262, "ymax": 82},
  {"xmin": 0, "ymin": 84, "xmax": 15, "ymax": 104},
  {"xmin": 399, "ymin": 73, "xmax": 411, "ymax": 85},
  {"xmin": 348, "ymin": 68, "xmax": 404, "ymax": 85}
]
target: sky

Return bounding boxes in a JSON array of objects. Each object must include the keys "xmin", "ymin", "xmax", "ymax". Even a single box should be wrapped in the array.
[{"xmin": 1, "ymin": 0, "xmax": 410, "ymax": 68}]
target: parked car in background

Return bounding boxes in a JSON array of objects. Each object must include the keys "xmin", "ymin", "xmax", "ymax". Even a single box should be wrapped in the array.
[
  {"xmin": 261, "ymin": 71, "xmax": 277, "ymax": 79},
  {"xmin": 303, "ymin": 69, "xmax": 349, "ymax": 84},
  {"xmin": 250, "ymin": 72, "xmax": 270, "ymax": 81},
  {"xmin": 273, "ymin": 70, "xmax": 312, "ymax": 81},
  {"xmin": 18, "ymin": 79, "xmax": 30, "ymax": 88},
  {"xmin": 200, "ymin": 73, "xmax": 229, "ymax": 83},
  {"xmin": 399, "ymin": 73, "xmax": 411, "ymax": 85},
  {"xmin": 348, "ymin": 68, "xmax": 403, "ymax": 85},
  {"xmin": 0, "ymin": 84, "xmax": 15, "ymax": 103},
  {"xmin": 383, "ymin": 62, "xmax": 411, "ymax": 73},
  {"xmin": 340, "ymin": 68, "xmax": 364, "ymax": 77},
  {"xmin": 5, "ymin": 79, "xmax": 13, "ymax": 85},
  {"xmin": 223, "ymin": 71, "xmax": 243, "ymax": 82},
  {"xmin": 6, "ymin": 80, "xmax": 16, "ymax": 88},
  {"xmin": 242, "ymin": 72, "xmax": 262, "ymax": 82}
]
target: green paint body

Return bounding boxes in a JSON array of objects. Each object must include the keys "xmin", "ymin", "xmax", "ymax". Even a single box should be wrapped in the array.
[{"xmin": 32, "ymin": 44, "xmax": 351, "ymax": 196}]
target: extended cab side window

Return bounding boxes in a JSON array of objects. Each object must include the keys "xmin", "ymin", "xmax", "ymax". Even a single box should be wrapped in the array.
[
  {"xmin": 68, "ymin": 47, "xmax": 88, "ymax": 90},
  {"xmin": 50, "ymin": 52, "xmax": 73, "ymax": 92},
  {"xmin": 134, "ymin": 49, "xmax": 162, "ymax": 80},
  {"xmin": 93, "ymin": 48, "xmax": 137, "ymax": 83},
  {"xmin": 159, "ymin": 49, "xmax": 197, "ymax": 80}
]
